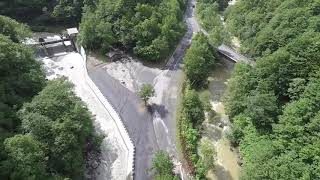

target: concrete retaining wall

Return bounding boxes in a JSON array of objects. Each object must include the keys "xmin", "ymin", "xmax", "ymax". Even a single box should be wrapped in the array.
[{"xmin": 80, "ymin": 47, "xmax": 135, "ymax": 179}]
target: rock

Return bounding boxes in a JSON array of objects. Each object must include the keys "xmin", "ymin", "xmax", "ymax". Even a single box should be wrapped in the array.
[
  {"xmin": 222, "ymin": 125, "xmax": 231, "ymax": 134},
  {"xmin": 237, "ymin": 158, "xmax": 243, "ymax": 166},
  {"xmin": 93, "ymin": 160, "xmax": 99, "ymax": 169}
]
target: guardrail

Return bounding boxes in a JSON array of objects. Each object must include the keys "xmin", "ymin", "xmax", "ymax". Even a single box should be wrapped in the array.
[{"xmin": 80, "ymin": 47, "xmax": 135, "ymax": 179}]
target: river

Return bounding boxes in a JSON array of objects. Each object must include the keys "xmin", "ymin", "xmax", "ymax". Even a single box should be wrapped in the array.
[{"xmin": 202, "ymin": 56, "xmax": 240, "ymax": 180}]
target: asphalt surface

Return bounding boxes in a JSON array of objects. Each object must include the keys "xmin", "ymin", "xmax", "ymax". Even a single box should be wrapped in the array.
[{"xmin": 89, "ymin": 67, "xmax": 158, "ymax": 179}]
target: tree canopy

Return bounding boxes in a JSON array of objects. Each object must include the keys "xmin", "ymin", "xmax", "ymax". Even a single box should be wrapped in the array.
[
  {"xmin": 0, "ymin": 16, "xmax": 100, "ymax": 179},
  {"xmin": 0, "ymin": 0, "xmax": 86, "ymax": 25},
  {"xmin": 0, "ymin": 15, "xmax": 31, "ymax": 43},
  {"xmin": 79, "ymin": 0, "xmax": 187, "ymax": 61},
  {"xmin": 152, "ymin": 151, "xmax": 178, "ymax": 180},
  {"xmin": 224, "ymin": 0, "xmax": 320, "ymax": 179},
  {"xmin": 4, "ymin": 135, "xmax": 48, "ymax": 179},
  {"xmin": 18, "ymin": 78, "xmax": 97, "ymax": 179},
  {"xmin": 139, "ymin": 84, "xmax": 155, "ymax": 105},
  {"xmin": 196, "ymin": 0, "xmax": 230, "ymax": 46},
  {"xmin": 184, "ymin": 33, "xmax": 215, "ymax": 88},
  {"xmin": 0, "ymin": 32, "xmax": 45, "ymax": 135}
]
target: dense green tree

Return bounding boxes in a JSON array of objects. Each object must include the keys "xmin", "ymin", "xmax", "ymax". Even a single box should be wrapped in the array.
[
  {"xmin": 139, "ymin": 84, "xmax": 155, "ymax": 105},
  {"xmin": 287, "ymin": 78, "xmax": 306, "ymax": 100},
  {"xmin": 0, "ymin": 0, "xmax": 87, "ymax": 25},
  {"xmin": 4, "ymin": 135, "xmax": 48, "ymax": 180},
  {"xmin": 224, "ymin": 1, "xmax": 320, "ymax": 179},
  {"xmin": 0, "ymin": 15, "xmax": 31, "ymax": 43},
  {"xmin": 196, "ymin": 139, "xmax": 216, "ymax": 179},
  {"xmin": 245, "ymin": 91, "xmax": 278, "ymax": 129},
  {"xmin": 238, "ymin": 71, "xmax": 320, "ymax": 179},
  {"xmin": 228, "ymin": 115, "xmax": 252, "ymax": 145},
  {"xmin": 0, "ymin": 16, "xmax": 99, "ymax": 179},
  {"xmin": 19, "ymin": 78, "xmax": 96, "ymax": 179},
  {"xmin": 184, "ymin": 33, "xmax": 215, "ymax": 88},
  {"xmin": 152, "ymin": 151, "xmax": 177, "ymax": 180},
  {"xmin": 80, "ymin": 0, "xmax": 186, "ymax": 61},
  {"xmin": 223, "ymin": 63, "xmax": 253, "ymax": 118},
  {"xmin": 196, "ymin": 0, "xmax": 230, "ymax": 46},
  {"xmin": 52, "ymin": 0, "xmax": 86, "ymax": 22},
  {"xmin": 0, "ymin": 16, "xmax": 46, "ymax": 179},
  {"xmin": 226, "ymin": 0, "xmax": 319, "ymax": 57},
  {"xmin": 78, "ymin": 9, "xmax": 101, "ymax": 50},
  {"xmin": 0, "ymin": 34, "xmax": 45, "ymax": 133},
  {"xmin": 178, "ymin": 86, "xmax": 205, "ymax": 176},
  {"xmin": 182, "ymin": 89, "xmax": 205, "ymax": 126}
]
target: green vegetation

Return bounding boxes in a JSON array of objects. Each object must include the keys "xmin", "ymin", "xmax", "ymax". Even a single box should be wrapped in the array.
[
  {"xmin": 0, "ymin": 16, "xmax": 100, "ymax": 179},
  {"xmin": 0, "ymin": 0, "xmax": 86, "ymax": 27},
  {"xmin": 0, "ymin": 25, "xmax": 45, "ymax": 139},
  {"xmin": 196, "ymin": 0, "xmax": 230, "ymax": 46},
  {"xmin": 4, "ymin": 134, "xmax": 48, "ymax": 179},
  {"xmin": 178, "ymin": 87, "xmax": 203, "ymax": 174},
  {"xmin": 1, "ymin": 78, "xmax": 101, "ymax": 179},
  {"xmin": 79, "ymin": 0, "xmax": 187, "ymax": 61},
  {"xmin": 20, "ymin": 78, "xmax": 99, "ymax": 179},
  {"xmin": 0, "ymin": 15, "xmax": 31, "ymax": 43},
  {"xmin": 152, "ymin": 151, "xmax": 178, "ymax": 180},
  {"xmin": 196, "ymin": 139, "xmax": 216, "ymax": 179},
  {"xmin": 139, "ymin": 84, "xmax": 155, "ymax": 105},
  {"xmin": 178, "ymin": 34, "xmax": 216, "ymax": 178},
  {"xmin": 184, "ymin": 33, "xmax": 215, "ymax": 88},
  {"xmin": 224, "ymin": 0, "xmax": 320, "ymax": 179},
  {"xmin": 226, "ymin": 0, "xmax": 320, "ymax": 57}
]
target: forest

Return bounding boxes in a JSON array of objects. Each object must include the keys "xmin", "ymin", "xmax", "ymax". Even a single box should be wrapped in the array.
[
  {"xmin": 0, "ymin": 15, "xmax": 100, "ymax": 179},
  {"xmin": 196, "ymin": 0, "xmax": 230, "ymax": 46},
  {"xmin": 224, "ymin": 0, "xmax": 320, "ymax": 179},
  {"xmin": 0, "ymin": 0, "xmax": 85, "ymax": 28},
  {"xmin": 79, "ymin": 0, "xmax": 187, "ymax": 61}
]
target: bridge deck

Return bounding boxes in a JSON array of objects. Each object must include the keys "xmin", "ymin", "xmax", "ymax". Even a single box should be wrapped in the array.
[{"xmin": 217, "ymin": 44, "xmax": 254, "ymax": 65}]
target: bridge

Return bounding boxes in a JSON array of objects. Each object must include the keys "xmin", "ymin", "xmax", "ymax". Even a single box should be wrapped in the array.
[
  {"xmin": 199, "ymin": 29, "xmax": 254, "ymax": 65},
  {"xmin": 217, "ymin": 44, "xmax": 255, "ymax": 65}
]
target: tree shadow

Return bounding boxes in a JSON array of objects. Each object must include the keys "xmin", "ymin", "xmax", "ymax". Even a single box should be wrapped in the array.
[
  {"xmin": 149, "ymin": 103, "xmax": 169, "ymax": 118},
  {"xmin": 87, "ymin": 119, "xmax": 118, "ymax": 180}
]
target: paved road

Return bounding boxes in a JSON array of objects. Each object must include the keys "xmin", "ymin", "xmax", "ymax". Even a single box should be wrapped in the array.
[
  {"xmin": 89, "ymin": 67, "xmax": 158, "ymax": 180},
  {"xmin": 166, "ymin": 0, "xmax": 200, "ymax": 70}
]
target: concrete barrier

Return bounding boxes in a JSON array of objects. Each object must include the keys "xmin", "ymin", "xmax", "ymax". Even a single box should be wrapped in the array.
[{"xmin": 80, "ymin": 47, "xmax": 135, "ymax": 179}]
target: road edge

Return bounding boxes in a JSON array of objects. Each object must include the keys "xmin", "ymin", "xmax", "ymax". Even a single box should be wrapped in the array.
[{"xmin": 80, "ymin": 47, "xmax": 135, "ymax": 179}]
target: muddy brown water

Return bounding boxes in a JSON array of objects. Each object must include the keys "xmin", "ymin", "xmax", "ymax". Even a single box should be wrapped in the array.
[{"xmin": 203, "ymin": 57, "xmax": 241, "ymax": 180}]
